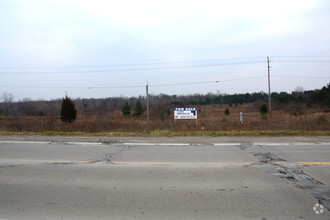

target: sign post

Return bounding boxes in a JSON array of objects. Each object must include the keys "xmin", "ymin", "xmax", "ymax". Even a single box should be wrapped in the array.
[
  {"xmin": 240, "ymin": 112, "xmax": 243, "ymax": 124},
  {"xmin": 174, "ymin": 108, "xmax": 198, "ymax": 125}
]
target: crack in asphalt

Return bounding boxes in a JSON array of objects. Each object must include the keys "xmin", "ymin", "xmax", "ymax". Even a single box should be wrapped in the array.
[
  {"xmin": 239, "ymin": 144, "xmax": 330, "ymax": 212},
  {"xmin": 99, "ymin": 139, "xmax": 119, "ymax": 145},
  {"xmin": 0, "ymin": 165, "xmax": 17, "ymax": 169},
  {"xmin": 87, "ymin": 145, "xmax": 134, "ymax": 164},
  {"xmin": 50, "ymin": 162, "xmax": 75, "ymax": 165}
]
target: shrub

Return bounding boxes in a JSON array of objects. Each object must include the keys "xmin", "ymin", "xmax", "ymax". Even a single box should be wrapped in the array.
[
  {"xmin": 121, "ymin": 102, "xmax": 131, "ymax": 116},
  {"xmin": 133, "ymin": 100, "xmax": 144, "ymax": 117},
  {"xmin": 225, "ymin": 108, "xmax": 230, "ymax": 116},
  {"xmin": 260, "ymin": 104, "xmax": 268, "ymax": 115},
  {"xmin": 61, "ymin": 96, "xmax": 77, "ymax": 123}
]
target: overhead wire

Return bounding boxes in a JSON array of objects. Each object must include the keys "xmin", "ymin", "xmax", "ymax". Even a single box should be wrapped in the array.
[
  {"xmin": 273, "ymin": 60, "xmax": 330, "ymax": 63},
  {"xmin": 0, "ymin": 56, "xmax": 265, "ymax": 70},
  {"xmin": 1, "ymin": 56, "xmax": 329, "ymax": 93},
  {"xmin": 1, "ymin": 55, "xmax": 328, "ymax": 70},
  {"xmin": 1, "ymin": 56, "xmax": 328, "ymax": 75},
  {"xmin": 272, "ymin": 76, "xmax": 330, "ymax": 79},
  {"xmin": 271, "ymin": 55, "xmax": 330, "ymax": 63},
  {"xmin": 1, "ymin": 81, "xmax": 219, "ymax": 89},
  {"xmin": 0, "ymin": 61, "xmax": 265, "ymax": 75},
  {"xmin": 2, "ymin": 75, "xmax": 328, "ymax": 90},
  {"xmin": 0, "ymin": 69, "xmax": 267, "ymax": 83},
  {"xmin": 2, "ymin": 74, "xmax": 328, "ymax": 84},
  {"xmin": 271, "ymin": 55, "xmax": 330, "ymax": 58}
]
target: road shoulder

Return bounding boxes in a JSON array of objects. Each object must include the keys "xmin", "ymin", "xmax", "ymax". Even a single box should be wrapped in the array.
[{"xmin": 0, "ymin": 135, "xmax": 329, "ymax": 144}]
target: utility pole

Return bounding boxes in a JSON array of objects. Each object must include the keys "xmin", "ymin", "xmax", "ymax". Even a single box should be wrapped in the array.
[
  {"xmin": 267, "ymin": 56, "xmax": 272, "ymax": 112},
  {"xmin": 146, "ymin": 82, "xmax": 150, "ymax": 133}
]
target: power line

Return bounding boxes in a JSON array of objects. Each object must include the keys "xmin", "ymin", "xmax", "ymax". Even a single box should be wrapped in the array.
[
  {"xmin": 0, "ymin": 70, "xmax": 267, "ymax": 83},
  {"xmin": 271, "ymin": 55, "xmax": 330, "ymax": 58},
  {"xmin": 2, "ymin": 55, "xmax": 329, "ymax": 70},
  {"xmin": 0, "ymin": 61, "xmax": 264, "ymax": 75},
  {"xmin": 2, "ymin": 75, "xmax": 329, "ymax": 89},
  {"xmin": 148, "ymin": 81, "xmax": 219, "ymax": 88},
  {"xmin": 0, "ymin": 85, "xmax": 145, "ymax": 89},
  {"xmin": 271, "ymin": 70, "xmax": 329, "ymax": 73},
  {"xmin": 273, "ymin": 60, "xmax": 330, "ymax": 63},
  {"xmin": 272, "ymin": 76, "xmax": 330, "ymax": 79},
  {"xmin": 272, "ymin": 56, "xmax": 330, "ymax": 63},
  {"xmin": 0, "ymin": 56, "xmax": 265, "ymax": 70},
  {"xmin": 1, "ymin": 81, "xmax": 219, "ymax": 89},
  {"xmin": 1, "ymin": 56, "xmax": 328, "ymax": 71},
  {"xmin": 0, "ymin": 76, "xmax": 266, "ymax": 88},
  {"xmin": 220, "ymin": 76, "xmax": 266, "ymax": 81}
]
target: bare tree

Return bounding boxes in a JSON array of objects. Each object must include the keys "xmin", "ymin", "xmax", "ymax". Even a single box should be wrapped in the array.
[
  {"xmin": 46, "ymin": 101, "xmax": 60, "ymax": 128},
  {"xmin": 151, "ymin": 97, "xmax": 170, "ymax": 122},
  {"xmin": 295, "ymin": 86, "xmax": 304, "ymax": 93},
  {"xmin": 20, "ymin": 98, "xmax": 36, "ymax": 116},
  {"xmin": 1, "ymin": 92, "xmax": 14, "ymax": 116}
]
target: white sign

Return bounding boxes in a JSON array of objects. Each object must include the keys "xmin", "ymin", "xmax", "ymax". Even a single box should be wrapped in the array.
[
  {"xmin": 174, "ymin": 108, "xmax": 197, "ymax": 119},
  {"xmin": 240, "ymin": 112, "xmax": 243, "ymax": 124}
]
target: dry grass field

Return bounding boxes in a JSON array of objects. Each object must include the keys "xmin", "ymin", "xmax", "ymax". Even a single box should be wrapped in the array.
[{"xmin": 0, "ymin": 104, "xmax": 329, "ymax": 134}]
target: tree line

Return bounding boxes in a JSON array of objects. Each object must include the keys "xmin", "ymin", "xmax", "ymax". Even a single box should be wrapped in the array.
[{"xmin": 0, "ymin": 83, "xmax": 329, "ymax": 118}]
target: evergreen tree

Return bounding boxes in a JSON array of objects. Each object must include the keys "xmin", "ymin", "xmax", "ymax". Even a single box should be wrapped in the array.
[
  {"xmin": 61, "ymin": 96, "xmax": 77, "ymax": 123},
  {"xmin": 121, "ymin": 101, "xmax": 131, "ymax": 116},
  {"xmin": 260, "ymin": 104, "xmax": 268, "ymax": 115},
  {"xmin": 133, "ymin": 100, "xmax": 144, "ymax": 117}
]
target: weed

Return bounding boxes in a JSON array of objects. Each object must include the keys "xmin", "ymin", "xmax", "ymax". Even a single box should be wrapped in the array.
[
  {"xmin": 0, "ymin": 105, "xmax": 329, "ymax": 134},
  {"xmin": 261, "ymin": 113, "xmax": 268, "ymax": 120},
  {"xmin": 318, "ymin": 115, "xmax": 328, "ymax": 124}
]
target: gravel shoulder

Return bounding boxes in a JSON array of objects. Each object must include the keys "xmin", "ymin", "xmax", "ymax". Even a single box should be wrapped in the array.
[{"xmin": 0, "ymin": 135, "xmax": 329, "ymax": 144}]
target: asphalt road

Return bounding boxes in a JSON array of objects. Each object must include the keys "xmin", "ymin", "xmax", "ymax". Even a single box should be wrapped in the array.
[{"xmin": 0, "ymin": 139, "xmax": 329, "ymax": 219}]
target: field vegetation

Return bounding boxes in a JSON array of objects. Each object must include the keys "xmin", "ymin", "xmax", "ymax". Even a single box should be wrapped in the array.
[{"xmin": 0, "ymin": 84, "xmax": 329, "ymax": 135}]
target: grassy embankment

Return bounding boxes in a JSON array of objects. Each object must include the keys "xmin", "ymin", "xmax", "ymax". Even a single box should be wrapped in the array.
[{"xmin": 0, "ymin": 130, "xmax": 329, "ymax": 137}]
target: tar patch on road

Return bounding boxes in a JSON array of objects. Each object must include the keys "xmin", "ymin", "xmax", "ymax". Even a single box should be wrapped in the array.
[{"xmin": 240, "ymin": 144, "xmax": 330, "ymax": 212}]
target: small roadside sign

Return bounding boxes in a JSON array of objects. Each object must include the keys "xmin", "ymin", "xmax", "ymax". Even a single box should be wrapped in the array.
[{"xmin": 174, "ymin": 108, "xmax": 197, "ymax": 119}]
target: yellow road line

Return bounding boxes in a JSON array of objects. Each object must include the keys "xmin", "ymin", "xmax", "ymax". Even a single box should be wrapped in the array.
[
  {"xmin": 79, "ymin": 160, "xmax": 94, "ymax": 163},
  {"xmin": 1, "ymin": 159, "xmax": 330, "ymax": 166},
  {"xmin": 111, "ymin": 161, "xmax": 254, "ymax": 165}
]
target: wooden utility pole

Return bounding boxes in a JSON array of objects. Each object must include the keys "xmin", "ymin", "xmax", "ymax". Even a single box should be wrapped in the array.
[
  {"xmin": 146, "ymin": 82, "xmax": 150, "ymax": 133},
  {"xmin": 267, "ymin": 56, "xmax": 272, "ymax": 112}
]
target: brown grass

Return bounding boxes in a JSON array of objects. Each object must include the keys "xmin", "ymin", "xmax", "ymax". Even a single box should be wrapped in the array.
[{"xmin": 0, "ymin": 104, "xmax": 329, "ymax": 134}]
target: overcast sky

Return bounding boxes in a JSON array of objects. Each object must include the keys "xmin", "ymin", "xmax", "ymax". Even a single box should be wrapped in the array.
[{"xmin": 1, "ymin": 0, "xmax": 330, "ymax": 101}]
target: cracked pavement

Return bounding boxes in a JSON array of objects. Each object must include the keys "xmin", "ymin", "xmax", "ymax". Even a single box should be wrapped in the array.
[
  {"xmin": 0, "ymin": 138, "xmax": 329, "ymax": 219},
  {"xmin": 244, "ymin": 144, "xmax": 330, "ymax": 212},
  {"xmin": 82, "ymin": 141, "xmax": 330, "ymax": 213}
]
